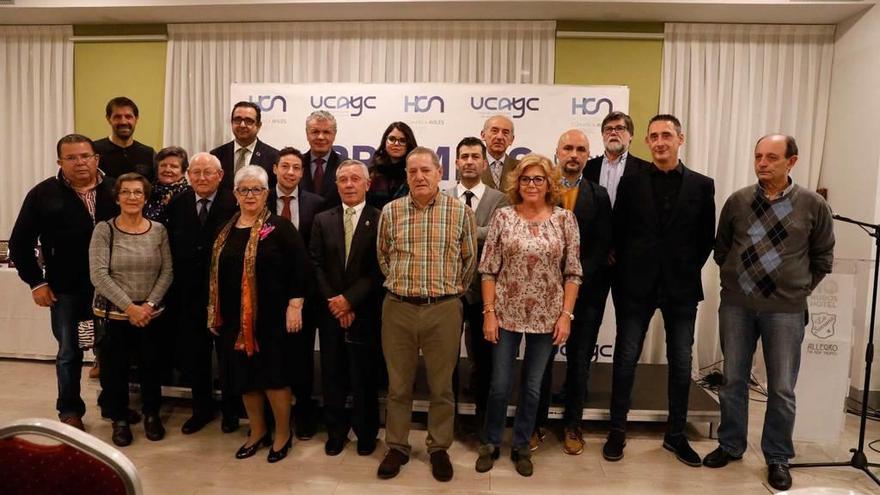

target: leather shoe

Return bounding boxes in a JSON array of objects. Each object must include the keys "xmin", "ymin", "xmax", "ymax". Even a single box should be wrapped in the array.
[
  {"xmin": 475, "ymin": 444, "xmax": 499, "ymax": 473},
  {"xmin": 325, "ymin": 436, "xmax": 346, "ymax": 456},
  {"xmin": 662, "ymin": 434, "xmax": 702, "ymax": 467},
  {"xmin": 235, "ymin": 431, "xmax": 271, "ymax": 459},
  {"xmin": 181, "ymin": 413, "xmax": 215, "ymax": 435},
  {"xmin": 603, "ymin": 429, "xmax": 626, "ymax": 461},
  {"xmin": 357, "ymin": 438, "xmax": 377, "ymax": 456},
  {"xmin": 563, "ymin": 426, "xmax": 585, "ymax": 455},
  {"xmin": 143, "ymin": 415, "xmax": 165, "ymax": 441},
  {"xmin": 267, "ymin": 433, "xmax": 293, "ymax": 463},
  {"xmin": 111, "ymin": 421, "xmax": 133, "ymax": 447},
  {"xmin": 768, "ymin": 463, "xmax": 792, "ymax": 491},
  {"xmin": 511, "ymin": 448, "xmax": 533, "ymax": 477},
  {"xmin": 702, "ymin": 447, "xmax": 742, "ymax": 468},
  {"xmin": 59, "ymin": 414, "xmax": 85, "ymax": 431},
  {"xmin": 377, "ymin": 449, "xmax": 409, "ymax": 479},
  {"xmin": 430, "ymin": 450, "xmax": 454, "ymax": 482},
  {"xmin": 295, "ymin": 418, "xmax": 317, "ymax": 441},
  {"xmin": 529, "ymin": 427, "xmax": 546, "ymax": 452},
  {"xmin": 221, "ymin": 415, "xmax": 240, "ymax": 433}
]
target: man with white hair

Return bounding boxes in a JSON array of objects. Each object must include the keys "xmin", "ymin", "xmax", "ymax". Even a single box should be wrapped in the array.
[
  {"xmin": 164, "ymin": 152, "xmax": 239, "ymax": 434},
  {"xmin": 480, "ymin": 114, "xmax": 518, "ymax": 191},
  {"xmin": 301, "ymin": 110, "xmax": 343, "ymax": 208}
]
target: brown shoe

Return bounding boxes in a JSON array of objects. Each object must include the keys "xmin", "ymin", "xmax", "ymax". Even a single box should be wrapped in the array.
[
  {"xmin": 529, "ymin": 427, "xmax": 546, "ymax": 452},
  {"xmin": 377, "ymin": 449, "xmax": 409, "ymax": 479},
  {"xmin": 563, "ymin": 426, "xmax": 585, "ymax": 455},
  {"xmin": 59, "ymin": 415, "xmax": 85, "ymax": 431},
  {"xmin": 88, "ymin": 363, "xmax": 100, "ymax": 379}
]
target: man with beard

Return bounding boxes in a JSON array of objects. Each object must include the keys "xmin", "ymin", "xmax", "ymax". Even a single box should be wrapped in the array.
[
  {"xmin": 584, "ymin": 111, "xmax": 651, "ymax": 206},
  {"xmin": 480, "ymin": 115, "xmax": 518, "ymax": 192},
  {"xmin": 93, "ymin": 97, "xmax": 156, "ymax": 181}
]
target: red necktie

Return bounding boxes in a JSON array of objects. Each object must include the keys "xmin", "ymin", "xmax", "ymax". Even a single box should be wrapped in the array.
[
  {"xmin": 281, "ymin": 196, "xmax": 292, "ymax": 221},
  {"xmin": 313, "ymin": 158, "xmax": 325, "ymax": 193}
]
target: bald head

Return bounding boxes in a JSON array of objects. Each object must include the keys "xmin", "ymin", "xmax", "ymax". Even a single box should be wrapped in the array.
[{"xmin": 556, "ymin": 129, "xmax": 590, "ymax": 180}]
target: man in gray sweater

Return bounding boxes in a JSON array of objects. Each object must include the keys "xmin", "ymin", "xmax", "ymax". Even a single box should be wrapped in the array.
[{"xmin": 703, "ymin": 134, "xmax": 835, "ymax": 491}]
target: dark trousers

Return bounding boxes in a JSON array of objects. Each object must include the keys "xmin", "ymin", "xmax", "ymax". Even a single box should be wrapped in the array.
[
  {"xmin": 50, "ymin": 292, "xmax": 87, "ymax": 418},
  {"xmin": 462, "ymin": 298, "xmax": 493, "ymax": 418},
  {"xmin": 319, "ymin": 315, "xmax": 380, "ymax": 442},
  {"xmin": 99, "ymin": 319, "xmax": 162, "ymax": 421},
  {"xmin": 291, "ymin": 305, "xmax": 317, "ymax": 426},
  {"xmin": 176, "ymin": 302, "xmax": 236, "ymax": 418},
  {"xmin": 609, "ymin": 298, "xmax": 697, "ymax": 435}
]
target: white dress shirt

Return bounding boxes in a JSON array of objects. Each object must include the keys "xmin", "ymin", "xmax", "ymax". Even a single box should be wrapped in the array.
[
  {"xmin": 233, "ymin": 140, "xmax": 257, "ymax": 167},
  {"xmin": 342, "ymin": 200, "xmax": 366, "ymax": 231},
  {"xmin": 455, "ymin": 181, "xmax": 486, "ymax": 212}
]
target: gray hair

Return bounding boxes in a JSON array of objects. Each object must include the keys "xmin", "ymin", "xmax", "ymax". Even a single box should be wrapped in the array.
[
  {"xmin": 188, "ymin": 152, "xmax": 222, "ymax": 172},
  {"xmin": 406, "ymin": 146, "xmax": 441, "ymax": 168},
  {"xmin": 233, "ymin": 164, "xmax": 269, "ymax": 189},
  {"xmin": 305, "ymin": 110, "xmax": 337, "ymax": 132},
  {"xmin": 336, "ymin": 159, "xmax": 370, "ymax": 180},
  {"xmin": 482, "ymin": 114, "xmax": 515, "ymax": 135}
]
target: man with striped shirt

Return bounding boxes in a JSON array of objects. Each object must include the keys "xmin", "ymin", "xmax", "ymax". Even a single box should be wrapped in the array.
[{"xmin": 376, "ymin": 147, "xmax": 477, "ymax": 482}]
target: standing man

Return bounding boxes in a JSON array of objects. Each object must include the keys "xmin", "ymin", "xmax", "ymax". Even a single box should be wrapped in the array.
[
  {"xmin": 301, "ymin": 110, "xmax": 343, "ymax": 208},
  {"xmin": 584, "ymin": 111, "xmax": 651, "ymax": 206},
  {"xmin": 164, "ymin": 152, "xmax": 239, "ymax": 434},
  {"xmin": 210, "ymin": 101, "xmax": 279, "ymax": 191},
  {"xmin": 9, "ymin": 134, "xmax": 119, "ymax": 430},
  {"xmin": 376, "ymin": 147, "xmax": 477, "ymax": 482},
  {"xmin": 309, "ymin": 160, "xmax": 384, "ymax": 457},
  {"xmin": 480, "ymin": 115, "xmax": 518, "ymax": 192},
  {"xmin": 93, "ymin": 96, "xmax": 155, "ymax": 181},
  {"xmin": 444, "ymin": 136, "xmax": 507, "ymax": 429},
  {"xmin": 535, "ymin": 129, "xmax": 613, "ymax": 454},
  {"xmin": 268, "ymin": 146, "xmax": 324, "ymax": 439},
  {"xmin": 704, "ymin": 135, "xmax": 834, "ymax": 491},
  {"xmin": 604, "ymin": 114, "xmax": 715, "ymax": 467}
]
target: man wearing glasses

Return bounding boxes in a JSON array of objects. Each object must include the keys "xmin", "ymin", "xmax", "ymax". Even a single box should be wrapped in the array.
[
  {"xmin": 584, "ymin": 111, "xmax": 651, "ymax": 207},
  {"xmin": 9, "ymin": 134, "xmax": 119, "ymax": 431},
  {"xmin": 210, "ymin": 101, "xmax": 279, "ymax": 191}
]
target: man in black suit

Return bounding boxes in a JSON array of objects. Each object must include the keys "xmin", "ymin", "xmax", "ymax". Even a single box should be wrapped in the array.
[
  {"xmin": 268, "ymin": 146, "xmax": 324, "ymax": 440},
  {"xmin": 309, "ymin": 159, "xmax": 383, "ymax": 457},
  {"xmin": 300, "ymin": 110, "xmax": 343, "ymax": 208},
  {"xmin": 210, "ymin": 101, "xmax": 279, "ymax": 191},
  {"xmin": 164, "ymin": 152, "xmax": 239, "ymax": 434},
  {"xmin": 603, "ymin": 114, "xmax": 715, "ymax": 467},
  {"xmin": 584, "ymin": 111, "xmax": 651, "ymax": 207}
]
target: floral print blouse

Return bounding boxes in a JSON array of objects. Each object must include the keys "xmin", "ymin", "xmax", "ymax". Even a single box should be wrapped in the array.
[{"xmin": 479, "ymin": 206, "xmax": 582, "ymax": 334}]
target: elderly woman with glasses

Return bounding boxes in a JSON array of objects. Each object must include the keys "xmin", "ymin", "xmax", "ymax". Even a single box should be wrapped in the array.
[
  {"xmin": 367, "ymin": 121, "xmax": 418, "ymax": 209},
  {"xmin": 208, "ymin": 165, "xmax": 308, "ymax": 463},
  {"xmin": 144, "ymin": 146, "xmax": 191, "ymax": 222},
  {"xmin": 475, "ymin": 154, "xmax": 582, "ymax": 477}
]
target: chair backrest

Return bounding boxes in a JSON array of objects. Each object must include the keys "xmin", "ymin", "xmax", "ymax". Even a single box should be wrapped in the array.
[{"xmin": 0, "ymin": 418, "xmax": 142, "ymax": 495}]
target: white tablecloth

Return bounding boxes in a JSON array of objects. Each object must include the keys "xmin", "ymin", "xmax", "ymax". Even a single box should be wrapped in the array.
[{"xmin": 0, "ymin": 267, "xmax": 67, "ymax": 359}]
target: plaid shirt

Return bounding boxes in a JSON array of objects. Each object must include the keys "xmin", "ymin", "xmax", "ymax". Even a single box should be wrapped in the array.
[
  {"xmin": 62, "ymin": 170, "xmax": 105, "ymax": 225},
  {"xmin": 378, "ymin": 190, "xmax": 477, "ymax": 297}
]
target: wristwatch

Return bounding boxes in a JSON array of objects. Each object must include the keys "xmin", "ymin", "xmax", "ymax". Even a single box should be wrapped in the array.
[
  {"xmin": 562, "ymin": 310, "xmax": 574, "ymax": 321},
  {"xmin": 145, "ymin": 301, "xmax": 157, "ymax": 309}
]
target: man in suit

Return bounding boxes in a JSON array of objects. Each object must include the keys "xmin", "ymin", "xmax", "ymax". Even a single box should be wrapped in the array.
[
  {"xmin": 444, "ymin": 136, "xmax": 507, "ymax": 430},
  {"xmin": 535, "ymin": 129, "xmax": 613, "ymax": 455},
  {"xmin": 300, "ymin": 110, "xmax": 343, "ymax": 208},
  {"xmin": 93, "ymin": 96, "xmax": 156, "ymax": 181},
  {"xmin": 210, "ymin": 101, "xmax": 279, "ymax": 191},
  {"xmin": 268, "ymin": 146, "xmax": 324, "ymax": 439},
  {"xmin": 584, "ymin": 111, "xmax": 651, "ymax": 207},
  {"xmin": 603, "ymin": 114, "xmax": 715, "ymax": 467},
  {"xmin": 309, "ymin": 159, "xmax": 384, "ymax": 457},
  {"xmin": 164, "ymin": 152, "xmax": 239, "ymax": 434},
  {"xmin": 480, "ymin": 115, "xmax": 518, "ymax": 192}
]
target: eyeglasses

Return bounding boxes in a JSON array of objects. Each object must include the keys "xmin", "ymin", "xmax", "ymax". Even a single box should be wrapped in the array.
[
  {"xmin": 235, "ymin": 186, "xmax": 267, "ymax": 197},
  {"xmin": 518, "ymin": 175, "xmax": 547, "ymax": 186},
  {"xmin": 119, "ymin": 190, "xmax": 145, "ymax": 198},
  {"xmin": 387, "ymin": 136, "xmax": 407, "ymax": 146},
  {"xmin": 61, "ymin": 153, "xmax": 98, "ymax": 163},
  {"xmin": 232, "ymin": 117, "xmax": 257, "ymax": 127},
  {"xmin": 602, "ymin": 125, "xmax": 629, "ymax": 135},
  {"xmin": 189, "ymin": 169, "xmax": 219, "ymax": 178}
]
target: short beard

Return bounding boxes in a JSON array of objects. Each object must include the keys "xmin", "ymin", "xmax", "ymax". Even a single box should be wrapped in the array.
[{"xmin": 605, "ymin": 141, "xmax": 626, "ymax": 155}]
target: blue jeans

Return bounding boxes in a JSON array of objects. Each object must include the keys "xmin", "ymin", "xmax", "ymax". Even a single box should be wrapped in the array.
[
  {"xmin": 718, "ymin": 303, "xmax": 804, "ymax": 465},
  {"xmin": 49, "ymin": 292, "xmax": 87, "ymax": 418},
  {"xmin": 609, "ymin": 300, "xmax": 697, "ymax": 435},
  {"xmin": 482, "ymin": 329, "xmax": 555, "ymax": 450}
]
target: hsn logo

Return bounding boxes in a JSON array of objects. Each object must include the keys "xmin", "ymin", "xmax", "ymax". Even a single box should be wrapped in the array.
[
  {"xmin": 571, "ymin": 97, "xmax": 613, "ymax": 115},
  {"xmin": 404, "ymin": 95, "xmax": 445, "ymax": 113},
  {"xmin": 249, "ymin": 95, "xmax": 287, "ymax": 113}
]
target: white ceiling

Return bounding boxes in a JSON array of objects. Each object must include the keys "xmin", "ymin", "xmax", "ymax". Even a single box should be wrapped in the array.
[{"xmin": 0, "ymin": 0, "xmax": 874, "ymax": 26}]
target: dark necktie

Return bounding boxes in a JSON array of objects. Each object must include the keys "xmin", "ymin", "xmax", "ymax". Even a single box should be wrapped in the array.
[
  {"xmin": 313, "ymin": 158, "xmax": 325, "ymax": 192},
  {"xmin": 281, "ymin": 196, "xmax": 292, "ymax": 221},
  {"xmin": 197, "ymin": 198, "xmax": 209, "ymax": 226},
  {"xmin": 464, "ymin": 190, "xmax": 475, "ymax": 209}
]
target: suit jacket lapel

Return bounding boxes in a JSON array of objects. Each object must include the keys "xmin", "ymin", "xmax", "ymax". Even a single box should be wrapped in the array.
[
  {"xmin": 669, "ymin": 165, "xmax": 696, "ymax": 227},
  {"xmin": 345, "ymin": 207, "xmax": 374, "ymax": 274}
]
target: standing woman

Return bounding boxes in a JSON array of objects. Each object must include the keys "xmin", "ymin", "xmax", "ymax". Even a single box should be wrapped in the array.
[
  {"xmin": 208, "ymin": 165, "xmax": 308, "ymax": 463},
  {"xmin": 476, "ymin": 154, "xmax": 582, "ymax": 476},
  {"xmin": 89, "ymin": 172, "xmax": 173, "ymax": 447},
  {"xmin": 144, "ymin": 146, "xmax": 191, "ymax": 222},
  {"xmin": 367, "ymin": 121, "xmax": 417, "ymax": 210}
]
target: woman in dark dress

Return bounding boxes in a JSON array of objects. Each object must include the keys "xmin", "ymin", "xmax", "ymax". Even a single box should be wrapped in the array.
[
  {"xmin": 366, "ymin": 121, "xmax": 417, "ymax": 209},
  {"xmin": 207, "ymin": 165, "xmax": 308, "ymax": 464}
]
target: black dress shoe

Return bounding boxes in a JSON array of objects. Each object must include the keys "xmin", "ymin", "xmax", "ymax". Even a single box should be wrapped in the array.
[
  {"xmin": 221, "ymin": 415, "xmax": 240, "ymax": 433},
  {"xmin": 430, "ymin": 450, "xmax": 454, "ymax": 482},
  {"xmin": 143, "ymin": 415, "xmax": 165, "ymax": 441},
  {"xmin": 325, "ymin": 437, "xmax": 346, "ymax": 456},
  {"xmin": 662, "ymin": 434, "xmax": 702, "ymax": 467},
  {"xmin": 267, "ymin": 433, "xmax": 294, "ymax": 463},
  {"xmin": 235, "ymin": 432, "xmax": 271, "ymax": 459},
  {"xmin": 377, "ymin": 449, "xmax": 409, "ymax": 479},
  {"xmin": 702, "ymin": 447, "xmax": 742, "ymax": 468},
  {"xmin": 357, "ymin": 438, "xmax": 377, "ymax": 456},
  {"xmin": 181, "ymin": 413, "xmax": 215, "ymax": 435},
  {"xmin": 294, "ymin": 419, "xmax": 316, "ymax": 441},
  {"xmin": 111, "ymin": 421, "xmax": 133, "ymax": 447},
  {"xmin": 602, "ymin": 429, "xmax": 626, "ymax": 461},
  {"xmin": 768, "ymin": 463, "xmax": 792, "ymax": 491}
]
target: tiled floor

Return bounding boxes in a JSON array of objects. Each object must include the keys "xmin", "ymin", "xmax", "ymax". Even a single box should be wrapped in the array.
[{"xmin": 0, "ymin": 359, "xmax": 877, "ymax": 494}]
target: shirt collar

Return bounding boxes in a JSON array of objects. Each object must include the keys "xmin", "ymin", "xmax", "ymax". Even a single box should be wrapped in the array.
[
  {"xmin": 60, "ymin": 168, "xmax": 103, "ymax": 190},
  {"xmin": 234, "ymin": 140, "xmax": 257, "ymax": 154},
  {"xmin": 196, "ymin": 190, "xmax": 218, "ymax": 202},
  {"xmin": 651, "ymin": 161, "xmax": 683, "ymax": 176},
  {"xmin": 456, "ymin": 181, "xmax": 486, "ymax": 200},
  {"xmin": 561, "ymin": 174, "xmax": 583, "ymax": 189},
  {"xmin": 276, "ymin": 184, "xmax": 299, "ymax": 199},
  {"xmin": 312, "ymin": 151, "xmax": 332, "ymax": 163},
  {"xmin": 603, "ymin": 150, "xmax": 629, "ymax": 167},
  {"xmin": 756, "ymin": 176, "xmax": 795, "ymax": 199},
  {"xmin": 409, "ymin": 189, "xmax": 440, "ymax": 209},
  {"xmin": 342, "ymin": 200, "xmax": 366, "ymax": 215}
]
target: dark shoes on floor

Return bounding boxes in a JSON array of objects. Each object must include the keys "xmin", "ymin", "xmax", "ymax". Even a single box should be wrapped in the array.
[
  {"xmin": 181, "ymin": 413, "xmax": 214, "ymax": 435},
  {"xmin": 511, "ymin": 448, "xmax": 533, "ymax": 477},
  {"xmin": 768, "ymin": 463, "xmax": 792, "ymax": 491},
  {"xmin": 102, "ymin": 408, "xmax": 141, "ymax": 425},
  {"xmin": 111, "ymin": 421, "xmax": 133, "ymax": 447},
  {"xmin": 295, "ymin": 417, "xmax": 317, "ymax": 441},
  {"xmin": 59, "ymin": 414, "xmax": 85, "ymax": 431},
  {"xmin": 662, "ymin": 434, "xmax": 702, "ymax": 467},
  {"xmin": 357, "ymin": 438, "xmax": 377, "ymax": 456},
  {"xmin": 143, "ymin": 415, "xmax": 165, "ymax": 441},
  {"xmin": 267, "ymin": 434, "xmax": 293, "ymax": 463},
  {"xmin": 377, "ymin": 449, "xmax": 409, "ymax": 479},
  {"xmin": 475, "ymin": 444, "xmax": 500, "ymax": 473},
  {"xmin": 702, "ymin": 446, "xmax": 743, "ymax": 468},
  {"xmin": 603, "ymin": 429, "xmax": 626, "ymax": 461},
  {"xmin": 221, "ymin": 415, "xmax": 240, "ymax": 433},
  {"xmin": 235, "ymin": 432, "xmax": 271, "ymax": 459},
  {"xmin": 325, "ymin": 436, "xmax": 347, "ymax": 456},
  {"xmin": 430, "ymin": 450, "xmax": 454, "ymax": 482}
]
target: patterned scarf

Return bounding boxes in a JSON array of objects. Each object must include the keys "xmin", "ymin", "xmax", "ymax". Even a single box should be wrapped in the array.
[{"xmin": 207, "ymin": 207, "xmax": 271, "ymax": 357}]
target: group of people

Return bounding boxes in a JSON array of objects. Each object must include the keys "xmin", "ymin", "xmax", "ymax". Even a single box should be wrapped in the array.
[{"xmin": 8, "ymin": 95, "xmax": 835, "ymax": 491}]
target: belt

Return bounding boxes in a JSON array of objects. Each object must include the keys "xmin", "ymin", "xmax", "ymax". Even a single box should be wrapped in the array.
[{"xmin": 389, "ymin": 292, "xmax": 458, "ymax": 306}]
